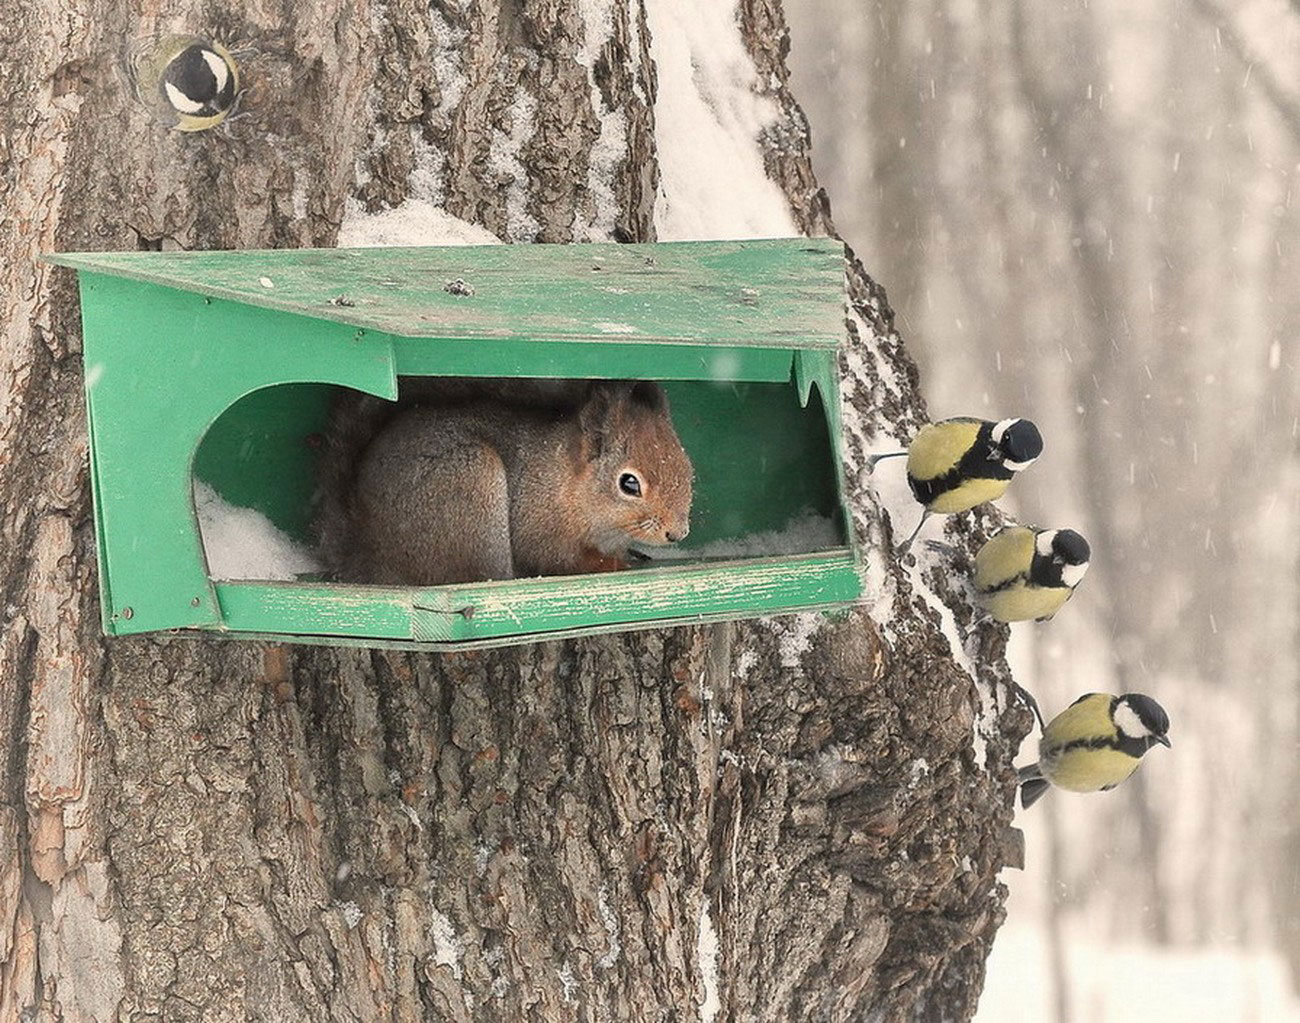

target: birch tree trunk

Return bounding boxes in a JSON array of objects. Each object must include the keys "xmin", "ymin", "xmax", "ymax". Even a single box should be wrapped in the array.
[{"xmin": 0, "ymin": 1, "xmax": 1029, "ymax": 1020}]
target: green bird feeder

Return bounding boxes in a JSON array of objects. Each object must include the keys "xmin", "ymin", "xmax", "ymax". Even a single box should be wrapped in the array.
[{"xmin": 46, "ymin": 238, "xmax": 863, "ymax": 649}]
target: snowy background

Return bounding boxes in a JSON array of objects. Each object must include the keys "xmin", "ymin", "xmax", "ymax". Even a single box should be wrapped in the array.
[{"xmin": 785, "ymin": 0, "xmax": 1300, "ymax": 1019}]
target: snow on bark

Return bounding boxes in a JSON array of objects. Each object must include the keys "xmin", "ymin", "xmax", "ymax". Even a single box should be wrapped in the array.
[{"xmin": 645, "ymin": 0, "xmax": 798, "ymax": 239}]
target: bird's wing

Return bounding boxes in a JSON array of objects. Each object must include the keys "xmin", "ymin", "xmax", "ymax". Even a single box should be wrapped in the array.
[
  {"xmin": 973, "ymin": 527, "xmax": 1036, "ymax": 592},
  {"xmin": 907, "ymin": 420, "xmax": 984, "ymax": 481},
  {"xmin": 1044, "ymin": 693, "xmax": 1113, "ymax": 747}
]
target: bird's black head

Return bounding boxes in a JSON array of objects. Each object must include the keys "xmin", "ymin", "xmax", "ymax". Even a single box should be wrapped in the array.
[
  {"xmin": 1115, "ymin": 693, "xmax": 1172, "ymax": 750},
  {"xmin": 1029, "ymin": 527, "xmax": 1091, "ymax": 589},
  {"xmin": 1052, "ymin": 529, "xmax": 1091, "ymax": 566},
  {"xmin": 996, "ymin": 418, "xmax": 1044, "ymax": 468},
  {"xmin": 162, "ymin": 43, "xmax": 236, "ymax": 115}
]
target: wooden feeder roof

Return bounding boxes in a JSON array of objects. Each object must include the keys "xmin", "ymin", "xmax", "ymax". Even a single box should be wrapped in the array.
[{"xmin": 46, "ymin": 238, "xmax": 847, "ymax": 349}]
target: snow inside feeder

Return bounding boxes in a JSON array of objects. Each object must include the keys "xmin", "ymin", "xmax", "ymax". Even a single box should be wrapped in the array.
[{"xmin": 47, "ymin": 238, "xmax": 863, "ymax": 649}]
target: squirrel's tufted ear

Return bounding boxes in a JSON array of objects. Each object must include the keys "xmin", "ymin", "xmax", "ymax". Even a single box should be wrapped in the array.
[
  {"xmin": 629, "ymin": 380, "xmax": 668, "ymax": 411},
  {"xmin": 578, "ymin": 381, "xmax": 664, "ymax": 460},
  {"xmin": 578, "ymin": 383, "xmax": 621, "ymax": 460}
]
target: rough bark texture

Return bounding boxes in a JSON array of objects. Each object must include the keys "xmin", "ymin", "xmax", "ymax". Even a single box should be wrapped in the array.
[{"xmin": 1, "ymin": 1, "xmax": 1028, "ymax": 1021}]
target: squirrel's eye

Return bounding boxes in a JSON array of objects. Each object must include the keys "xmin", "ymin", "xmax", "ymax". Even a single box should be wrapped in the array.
[{"xmin": 618, "ymin": 472, "xmax": 642, "ymax": 497}]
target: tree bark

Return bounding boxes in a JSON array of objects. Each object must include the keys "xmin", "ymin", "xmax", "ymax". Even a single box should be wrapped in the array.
[{"xmin": 1, "ymin": 2, "xmax": 1028, "ymax": 1020}]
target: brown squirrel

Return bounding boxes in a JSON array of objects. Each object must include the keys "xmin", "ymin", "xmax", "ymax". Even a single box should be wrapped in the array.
[{"xmin": 314, "ymin": 379, "xmax": 694, "ymax": 585}]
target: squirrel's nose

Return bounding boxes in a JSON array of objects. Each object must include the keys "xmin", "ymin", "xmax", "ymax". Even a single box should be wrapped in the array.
[{"xmin": 666, "ymin": 521, "xmax": 689, "ymax": 543}]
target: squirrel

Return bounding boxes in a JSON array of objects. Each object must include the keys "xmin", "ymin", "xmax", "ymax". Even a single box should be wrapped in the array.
[{"xmin": 314, "ymin": 379, "xmax": 694, "ymax": 586}]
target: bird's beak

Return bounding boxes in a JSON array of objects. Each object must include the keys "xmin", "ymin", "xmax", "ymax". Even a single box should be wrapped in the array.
[{"xmin": 1156, "ymin": 735, "xmax": 1172, "ymax": 748}]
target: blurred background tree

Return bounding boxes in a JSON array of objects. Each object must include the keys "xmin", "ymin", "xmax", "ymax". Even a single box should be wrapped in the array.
[{"xmin": 788, "ymin": 0, "xmax": 1300, "ymax": 1017}]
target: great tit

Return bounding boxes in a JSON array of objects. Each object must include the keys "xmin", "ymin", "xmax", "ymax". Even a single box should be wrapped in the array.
[
  {"xmin": 1019, "ymin": 692, "xmax": 1171, "ymax": 808},
  {"xmin": 868, "ymin": 417, "xmax": 1043, "ymax": 549},
  {"xmin": 128, "ymin": 35, "xmax": 240, "ymax": 132},
  {"xmin": 973, "ymin": 526, "xmax": 1090, "ymax": 622}
]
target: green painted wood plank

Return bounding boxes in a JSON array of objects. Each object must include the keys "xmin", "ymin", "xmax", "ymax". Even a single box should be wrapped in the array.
[
  {"xmin": 188, "ymin": 602, "xmax": 853, "ymax": 653},
  {"xmin": 391, "ymin": 337, "xmax": 797, "ymax": 382},
  {"xmin": 211, "ymin": 552, "xmax": 863, "ymax": 645},
  {"xmin": 46, "ymin": 239, "xmax": 847, "ymax": 348},
  {"xmin": 82, "ymin": 275, "xmax": 399, "ymax": 636}
]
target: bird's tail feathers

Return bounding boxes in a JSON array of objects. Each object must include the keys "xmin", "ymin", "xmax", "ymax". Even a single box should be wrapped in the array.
[{"xmin": 1018, "ymin": 763, "xmax": 1050, "ymax": 809}]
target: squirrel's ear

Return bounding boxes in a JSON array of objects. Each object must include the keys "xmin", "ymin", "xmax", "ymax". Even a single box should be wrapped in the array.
[
  {"xmin": 578, "ymin": 384, "xmax": 620, "ymax": 460},
  {"xmin": 629, "ymin": 380, "xmax": 668, "ymax": 411},
  {"xmin": 579, "ymin": 381, "xmax": 659, "ymax": 460}
]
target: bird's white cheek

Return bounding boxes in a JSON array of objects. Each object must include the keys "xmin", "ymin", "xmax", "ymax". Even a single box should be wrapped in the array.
[
  {"xmin": 1004, "ymin": 456, "xmax": 1037, "ymax": 473},
  {"xmin": 1113, "ymin": 701, "xmax": 1148, "ymax": 738},
  {"xmin": 164, "ymin": 81, "xmax": 205, "ymax": 114},
  {"xmin": 202, "ymin": 49, "xmax": 230, "ymax": 91},
  {"xmin": 1061, "ymin": 561, "xmax": 1089, "ymax": 589}
]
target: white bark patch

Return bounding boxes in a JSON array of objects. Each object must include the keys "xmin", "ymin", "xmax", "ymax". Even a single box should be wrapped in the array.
[
  {"xmin": 429, "ymin": 908, "xmax": 465, "ymax": 979},
  {"xmin": 558, "ymin": 962, "xmax": 579, "ymax": 1002},
  {"xmin": 645, "ymin": 0, "xmax": 798, "ymax": 240},
  {"xmin": 697, "ymin": 904, "xmax": 721, "ymax": 1022},
  {"xmin": 778, "ymin": 612, "xmax": 823, "ymax": 669},
  {"xmin": 844, "ymin": 308, "xmax": 906, "ymax": 404},
  {"xmin": 837, "ymin": 315, "xmax": 905, "ymax": 630},
  {"xmin": 905, "ymin": 547, "xmax": 991, "ymax": 767},
  {"xmin": 837, "ymin": 307, "xmax": 994, "ymax": 763},
  {"xmin": 595, "ymin": 884, "xmax": 621, "ymax": 968},
  {"xmin": 733, "ymin": 648, "xmax": 758, "ymax": 678},
  {"xmin": 490, "ymin": 90, "xmax": 541, "ymax": 241},
  {"xmin": 575, "ymin": 0, "xmax": 627, "ymax": 238},
  {"xmin": 427, "ymin": 7, "xmax": 470, "ymax": 113},
  {"xmin": 44, "ymin": 862, "xmax": 125, "ymax": 1022},
  {"xmin": 193, "ymin": 482, "xmax": 321, "ymax": 581},
  {"xmin": 373, "ymin": 3, "xmax": 469, "ymax": 207},
  {"xmin": 908, "ymin": 758, "xmax": 930, "ymax": 787},
  {"xmin": 291, "ymin": 175, "xmax": 308, "ymax": 220},
  {"xmin": 26, "ymin": 513, "xmax": 87, "ymax": 837}
]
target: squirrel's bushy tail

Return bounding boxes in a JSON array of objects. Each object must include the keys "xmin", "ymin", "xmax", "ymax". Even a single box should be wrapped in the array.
[{"xmin": 313, "ymin": 389, "xmax": 397, "ymax": 579}]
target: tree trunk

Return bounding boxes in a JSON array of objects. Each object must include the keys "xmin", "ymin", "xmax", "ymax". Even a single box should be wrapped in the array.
[{"xmin": 0, "ymin": 2, "xmax": 1028, "ymax": 1020}]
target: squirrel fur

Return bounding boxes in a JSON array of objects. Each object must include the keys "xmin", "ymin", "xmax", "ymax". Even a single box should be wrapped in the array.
[{"xmin": 314, "ymin": 379, "xmax": 693, "ymax": 585}]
